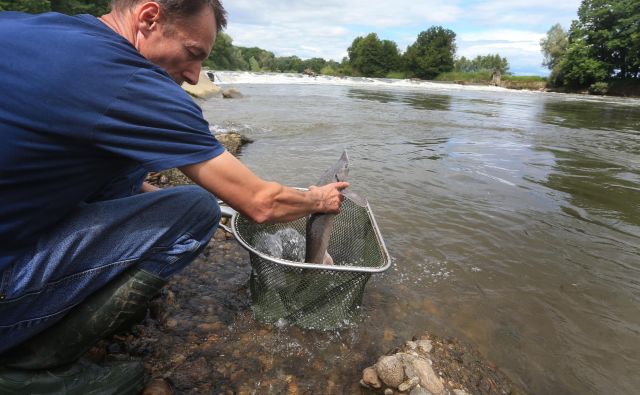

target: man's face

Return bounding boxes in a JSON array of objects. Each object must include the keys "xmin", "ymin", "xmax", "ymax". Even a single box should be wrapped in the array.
[{"xmin": 139, "ymin": 7, "xmax": 217, "ymax": 85}]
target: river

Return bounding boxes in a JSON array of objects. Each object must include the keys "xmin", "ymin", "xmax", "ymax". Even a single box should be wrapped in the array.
[{"xmin": 200, "ymin": 72, "xmax": 640, "ymax": 394}]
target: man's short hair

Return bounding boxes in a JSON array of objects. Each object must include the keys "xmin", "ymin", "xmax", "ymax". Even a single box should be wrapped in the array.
[{"xmin": 111, "ymin": 0, "xmax": 227, "ymax": 32}]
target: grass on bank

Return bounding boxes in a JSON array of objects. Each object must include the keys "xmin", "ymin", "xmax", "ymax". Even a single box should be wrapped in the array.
[{"xmin": 434, "ymin": 71, "xmax": 548, "ymax": 90}]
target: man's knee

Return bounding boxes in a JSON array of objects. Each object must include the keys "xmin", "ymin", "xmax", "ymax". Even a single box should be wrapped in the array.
[{"xmin": 171, "ymin": 185, "xmax": 221, "ymax": 233}]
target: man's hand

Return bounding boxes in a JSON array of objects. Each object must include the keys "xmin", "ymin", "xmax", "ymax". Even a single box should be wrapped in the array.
[{"xmin": 308, "ymin": 182, "xmax": 349, "ymax": 214}]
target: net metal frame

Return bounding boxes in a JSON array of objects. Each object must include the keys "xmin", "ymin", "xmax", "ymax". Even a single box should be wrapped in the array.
[{"xmin": 230, "ymin": 192, "xmax": 390, "ymax": 330}]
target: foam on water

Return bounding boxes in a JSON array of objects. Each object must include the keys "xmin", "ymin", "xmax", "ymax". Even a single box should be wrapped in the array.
[{"xmin": 212, "ymin": 70, "xmax": 515, "ymax": 94}]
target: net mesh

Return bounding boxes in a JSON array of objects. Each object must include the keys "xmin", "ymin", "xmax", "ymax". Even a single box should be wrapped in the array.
[{"xmin": 233, "ymin": 198, "xmax": 389, "ymax": 330}]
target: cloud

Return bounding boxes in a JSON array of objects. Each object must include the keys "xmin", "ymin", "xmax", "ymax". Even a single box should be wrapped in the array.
[{"xmin": 220, "ymin": 0, "xmax": 582, "ymax": 74}]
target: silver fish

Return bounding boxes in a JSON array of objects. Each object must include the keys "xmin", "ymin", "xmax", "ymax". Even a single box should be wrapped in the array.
[{"xmin": 305, "ymin": 150, "xmax": 365, "ymax": 264}]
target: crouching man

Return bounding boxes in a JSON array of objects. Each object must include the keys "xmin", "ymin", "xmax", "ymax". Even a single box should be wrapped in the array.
[{"xmin": 0, "ymin": 1, "xmax": 347, "ymax": 393}]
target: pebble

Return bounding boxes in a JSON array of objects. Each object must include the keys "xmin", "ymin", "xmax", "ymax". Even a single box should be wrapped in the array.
[
  {"xmin": 141, "ymin": 378, "xmax": 173, "ymax": 395},
  {"xmin": 453, "ymin": 390, "xmax": 471, "ymax": 395}
]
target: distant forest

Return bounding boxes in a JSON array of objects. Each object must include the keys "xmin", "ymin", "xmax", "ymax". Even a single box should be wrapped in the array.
[{"xmin": 2, "ymin": 0, "xmax": 638, "ymax": 92}]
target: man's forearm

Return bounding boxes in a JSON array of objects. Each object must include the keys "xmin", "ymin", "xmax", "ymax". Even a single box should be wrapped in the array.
[{"xmin": 140, "ymin": 181, "xmax": 160, "ymax": 193}]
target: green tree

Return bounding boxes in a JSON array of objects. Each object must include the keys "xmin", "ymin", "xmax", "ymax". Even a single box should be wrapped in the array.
[
  {"xmin": 540, "ymin": 23, "xmax": 569, "ymax": 85},
  {"xmin": 555, "ymin": 0, "xmax": 640, "ymax": 87},
  {"xmin": 205, "ymin": 32, "xmax": 248, "ymax": 70},
  {"xmin": 301, "ymin": 57, "xmax": 327, "ymax": 74},
  {"xmin": 403, "ymin": 26, "xmax": 456, "ymax": 79},
  {"xmin": 0, "ymin": 0, "xmax": 51, "ymax": 13},
  {"xmin": 540, "ymin": 23, "xmax": 569, "ymax": 70},
  {"xmin": 557, "ymin": 39, "xmax": 609, "ymax": 87},
  {"xmin": 0, "ymin": 0, "xmax": 110, "ymax": 15},
  {"xmin": 347, "ymin": 33, "xmax": 400, "ymax": 77},
  {"xmin": 248, "ymin": 56, "xmax": 260, "ymax": 72},
  {"xmin": 454, "ymin": 54, "xmax": 509, "ymax": 74},
  {"xmin": 380, "ymin": 40, "xmax": 402, "ymax": 73},
  {"xmin": 271, "ymin": 56, "xmax": 304, "ymax": 73},
  {"xmin": 573, "ymin": 0, "xmax": 640, "ymax": 78},
  {"xmin": 50, "ymin": 0, "xmax": 110, "ymax": 15},
  {"xmin": 238, "ymin": 46, "xmax": 275, "ymax": 70}
]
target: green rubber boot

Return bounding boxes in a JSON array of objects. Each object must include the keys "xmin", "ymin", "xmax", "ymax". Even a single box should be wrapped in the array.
[
  {"xmin": 0, "ymin": 268, "xmax": 167, "ymax": 394},
  {"xmin": 0, "ymin": 359, "xmax": 144, "ymax": 395}
]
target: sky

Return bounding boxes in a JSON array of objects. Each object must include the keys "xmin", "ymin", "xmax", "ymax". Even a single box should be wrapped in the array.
[{"xmin": 223, "ymin": 0, "xmax": 583, "ymax": 76}]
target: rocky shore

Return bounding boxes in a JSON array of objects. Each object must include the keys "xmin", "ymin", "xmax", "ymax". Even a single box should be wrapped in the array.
[{"xmin": 89, "ymin": 133, "xmax": 524, "ymax": 395}]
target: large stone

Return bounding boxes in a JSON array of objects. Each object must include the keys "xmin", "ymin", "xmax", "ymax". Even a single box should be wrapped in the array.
[
  {"xmin": 398, "ymin": 376, "xmax": 420, "ymax": 392},
  {"xmin": 181, "ymin": 70, "xmax": 222, "ymax": 99},
  {"xmin": 362, "ymin": 367, "xmax": 382, "ymax": 389},
  {"xmin": 214, "ymin": 131, "xmax": 253, "ymax": 155},
  {"xmin": 222, "ymin": 88, "xmax": 243, "ymax": 99},
  {"xmin": 399, "ymin": 354, "xmax": 444, "ymax": 395},
  {"xmin": 375, "ymin": 355, "xmax": 405, "ymax": 388},
  {"xmin": 409, "ymin": 387, "xmax": 431, "ymax": 395}
]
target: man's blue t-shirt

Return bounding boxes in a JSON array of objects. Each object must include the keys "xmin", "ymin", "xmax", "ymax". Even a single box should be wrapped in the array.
[{"xmin": 0, "ymin": 12, "xmax": 225, "ymax": 270}]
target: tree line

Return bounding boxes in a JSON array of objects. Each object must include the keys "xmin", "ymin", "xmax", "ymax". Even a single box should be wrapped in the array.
[
  {"xmin": 207, "ymin": 28, "xmax": 509, "ymax": 80},
  {"xmin": 540, "ymin": 0, "xmax": 639, "ymax": 92},
  {"xmin": 0, "ymin": 0, "xmax": 110, "ymax": 15}
]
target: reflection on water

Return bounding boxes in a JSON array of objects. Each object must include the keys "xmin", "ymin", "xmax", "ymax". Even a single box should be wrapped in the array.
[
  {"xmin": 348, "ymin": 88, "xmax": 452, "ymax": 111},
  {"xmin": 541, "ymin": 99, "xmax": 640, "ymax": 132},
  {"xmin": 202, "ymin": 83, "xmax": 640, "ymax": 395},
  {"xmin": 541, "ymin": 148, "xmax": 640, "ymax": 228}
]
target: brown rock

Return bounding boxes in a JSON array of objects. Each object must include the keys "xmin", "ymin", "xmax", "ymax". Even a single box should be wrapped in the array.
[
  {"xmin": 400, "ymin": 354, "xmax": 444, "ymax": 395},
  {"xmin": 398, "ymin": 376, "xmax": 420, "ymax": 392},
  {"xmin": 375, "ymin": 355, "xmax": 405, "ymax": 388},
  {"xmin": 362, "ymin": 366, "xmax": 382, "ymax": 389},
  {"xmin": 215, "ymin": 132, "xmax": 252, "ymax": 155},
  {"xmin": 222, "ymin": 88, "xmax": 243, "ymax": 99},
  {"xmin": 181, "ymin": 71, "xmax": 222, "ymax": 99},
  {"xmin": 142, "ymin": 378, "xmax": 174, "ymax": 395}
]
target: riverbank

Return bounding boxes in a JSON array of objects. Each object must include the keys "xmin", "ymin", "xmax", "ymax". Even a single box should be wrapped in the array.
[
  {"xmin": 211, "ymin": 69, "xmax": 640, "ymax": 97},
  {"xmin": 90, "ymin": 133, "xmax": 526, "ymax": 394}
]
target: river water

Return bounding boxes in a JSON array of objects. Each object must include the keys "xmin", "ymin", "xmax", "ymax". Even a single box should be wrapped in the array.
[{"xmin": 201, "ymin": 72, "xmax": 640, "ymax": 394}]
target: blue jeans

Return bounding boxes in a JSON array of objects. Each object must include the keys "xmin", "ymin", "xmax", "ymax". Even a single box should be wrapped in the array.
[{"xmin": 0, "ymin": 167, "xmax": 220, "ymax": 354}]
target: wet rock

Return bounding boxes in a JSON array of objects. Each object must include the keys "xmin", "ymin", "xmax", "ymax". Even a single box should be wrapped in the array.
[
  {"xmin": 406, "ymin": 341, "xmax": 418, "ymax": 351},
  {"xmin": 214, "ymin": 131, "xmax": 253, "ymax": 155},
  {"xmin": 142, "ymin": 378, "xmax": 174, "ymax": 395},
  {"xmin": 362, "ymin": 366, "xmax": 382, "ymax": 389},
  {"xmin": 181, "ymin": 71, "xmax": 222, "ymax": 99},
  {"xmin": 222, "ymin": 88, "xmax": 243, "ymax": 99},
  {"xmin": 375, "ymin": 355, "xmax": 405, "ymax": 388},
  {"xmin": 400, "ymin": 354, "xmax": 444, "ymax": 395},
  {"xmin": 416, "ymin": 340, "xmax": 433, "ymax": 353},
  {"xmin": 398, "ymin": 376, "xmax": 420, "ymax": 392},
  {"xmin": 409, "ymin": 387, "xmax": 430, "ymax": 395}
]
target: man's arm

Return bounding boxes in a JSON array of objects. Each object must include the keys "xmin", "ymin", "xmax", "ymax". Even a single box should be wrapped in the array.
[
  {"xmin": 179, "ymin": 151, "xmax": 349, "ymax": 224},
  {"xmin": 140, "ymin": 181, "xmax": 160, "ymax": 193}
]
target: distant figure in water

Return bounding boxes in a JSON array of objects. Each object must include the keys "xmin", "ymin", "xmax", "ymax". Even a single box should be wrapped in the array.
[{"xmin": 0, "ymin": 1, "xmax": 348, "ymax": 393}]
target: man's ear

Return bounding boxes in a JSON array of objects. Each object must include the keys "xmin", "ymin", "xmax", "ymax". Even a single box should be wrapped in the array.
[{"xmin": 135, "ymin": 2, "xmax": 162, "ymax": 35}]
